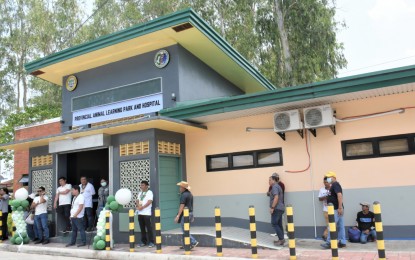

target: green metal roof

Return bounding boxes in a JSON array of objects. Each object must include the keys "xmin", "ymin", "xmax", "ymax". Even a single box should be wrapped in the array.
[
  {"xmin": 159, "ymin": 64, "xmax": 415, "ymax": 120},
  {"xmin": 24, "ymin": 8, "xmax": 274, "ymax": 92}
]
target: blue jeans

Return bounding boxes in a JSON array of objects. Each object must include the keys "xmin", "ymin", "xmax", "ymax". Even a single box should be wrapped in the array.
[
  {"xmin": 180, "ymin": 212, "xmax": 197, "ymax": 246},
  {"xmin": 84, "ymin": 207, "xmax": 94, "ymax": 229},
  {"xmin": 360, "ymin": 229, "xmax": 377, "ymax": 243},
  {"xmin": 326, "ymin": 209, "xmax": 346, "ymax": 245},
  {"xmin": 34, "ymin": 213, "xmax": 49, "ymax": 240},
  {"xmin": 271, "ymin": 209, "xmax": 285, "ymax": 240},
  {"xmin": 71, "ymin": 218, "xmax": 86, "ymax": 244}
]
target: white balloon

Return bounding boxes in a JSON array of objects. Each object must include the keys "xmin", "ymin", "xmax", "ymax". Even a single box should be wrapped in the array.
[
  {"xmin": 14, "ymin": 188, "xmax": 29, "ymax": 200},
  {"xmin": 97, "ymin": 232, "xmax": 102, "ymax": 237},
  {"xmin": 115, "ymin": 188, "xmax": 132, "ymax": 205}
]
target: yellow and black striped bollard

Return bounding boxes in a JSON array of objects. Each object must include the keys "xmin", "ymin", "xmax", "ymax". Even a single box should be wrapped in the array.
[
  {"xmin": 0, "ymin": 211, "xmax": 2, "ymax": 242},
  {"xmin": 129, "ymin": 209, "xmax": 135, "ymax": 252},
  {"xmin": 183, "ymin": 207, "xmax": 191, "ymax": 255},
  {"xmin": 286, "ymin": 205, "xmax": 296, "ymax": 260},
  {"xmin": 373, "ymin": 201, "xmax": 385, "ymax": 260},
  {"xmin": 105, "ymin": 211, "xmax": 111, "ymax": 251},
  {"xmin": 155, "ymin": 207, "xmax": 162, "ymax": 253},
  {"xmin": 215, "ymin": 206, "xmax": 223, "ymax": 257},
  {"xmin": 249, "ymin": 205, "xmax": 258, "ymax": 259},
  {"xmin": 327, "ymin": 203, "xmax": 338, "ymax": 260}
]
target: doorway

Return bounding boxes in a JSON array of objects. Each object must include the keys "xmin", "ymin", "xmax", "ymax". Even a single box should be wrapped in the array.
[
  {"xmin": 159, "ymin": 156, "xmax": 181, "ymax": 231},
  {"xmin": 66, "ymin": 148, "xmax": 109, "ymax": 209}
]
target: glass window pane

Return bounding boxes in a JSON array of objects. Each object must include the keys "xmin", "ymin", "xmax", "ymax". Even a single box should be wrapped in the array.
[
  {"xmin": 209, "ymin": 156, "xmax": 228, "ymax": 169},
  {"xmin": 232, "ymin": 154, "xmax": 254, "ymax": 167},
  {"xmin": 258, "ymin": 151, "xmax": 280, "ymax": 165},
  {"xmin": 379, "ymin": 139, "xmax": 409, "ymax": 154},
  {"xmin": 346, "ymin": 142, "xmax": 373, "ymax": 157}
]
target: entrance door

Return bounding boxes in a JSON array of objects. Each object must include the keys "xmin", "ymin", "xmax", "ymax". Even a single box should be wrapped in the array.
[{"xmin": 159, "ymin": 156, "xmax": 180, "ymax": 231}]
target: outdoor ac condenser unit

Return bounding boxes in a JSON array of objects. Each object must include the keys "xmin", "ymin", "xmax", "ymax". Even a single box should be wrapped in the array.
[
  {"xmin": 303, "ymin": 105, "xmax": 336, "ymax": 129},
  {"xmin": 273, "ymin": 109, "xmax": 302, "ymax": 132}
]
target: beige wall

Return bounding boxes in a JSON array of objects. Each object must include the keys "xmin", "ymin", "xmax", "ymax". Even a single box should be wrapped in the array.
[{"xmin": 185, "ymin": 91, "xmax": 415, "ymax": 196}]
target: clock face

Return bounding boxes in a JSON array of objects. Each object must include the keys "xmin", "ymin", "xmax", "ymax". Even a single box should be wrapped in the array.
[
  {"xmin": 66, "ymin": 75, "xmax": 78, "ymax": 91},
  {"xmin": 154, "ymin": 50, "xmax": 170, "ymax": 68}
]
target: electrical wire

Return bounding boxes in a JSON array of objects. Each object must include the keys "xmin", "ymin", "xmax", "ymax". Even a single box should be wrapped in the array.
[{"xmin": 284, "ymin": 129, "xmax": 311, "ymax": 173}]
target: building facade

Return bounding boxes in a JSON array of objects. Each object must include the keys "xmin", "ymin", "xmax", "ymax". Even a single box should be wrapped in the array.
[{"xmin": 1, "ymin": 9, "xmax": 414, "ymax": 241}]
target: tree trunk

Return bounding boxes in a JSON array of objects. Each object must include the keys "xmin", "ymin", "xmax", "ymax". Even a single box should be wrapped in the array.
[{"xmin": 274, "ymin": 0, "xmax": 293, "ymax": 80}]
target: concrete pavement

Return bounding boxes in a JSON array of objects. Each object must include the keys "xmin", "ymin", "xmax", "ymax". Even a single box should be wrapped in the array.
[{"xmin": 1, "ymin": 239, "xmax": 415, "ymax": 259}]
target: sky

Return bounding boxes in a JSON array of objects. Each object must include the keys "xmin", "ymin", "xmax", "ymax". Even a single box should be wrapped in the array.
[{"xmin": 335, "ymin": 0, "xmax": 415, "ymax": 77}]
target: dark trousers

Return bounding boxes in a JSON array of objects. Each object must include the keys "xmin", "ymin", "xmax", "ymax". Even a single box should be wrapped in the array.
[
  {"xmin": 71, "ymin": 217, "xmax": 86, "ymax": 245},
  {"xmin": 58, "ymin": 204, "xmax": 72, "ymax": 230},
  {"xmin": 138, "ymin": 214, "xmax": 154, "ymax": 244},
  {"xmin": 84, "ymin": 207, "xmax": 94, "ymax": 229},
  {"xmin": 1, "ymin": 212, "xmax": 8, "ymax": 240}
]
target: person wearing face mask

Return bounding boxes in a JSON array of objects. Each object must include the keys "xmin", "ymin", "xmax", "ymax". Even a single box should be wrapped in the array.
[
  {"xmin": 97, "ymin": 178, "xmax": 109, "ymax": 218},
  {"xmin": 320, "ymin": 171, "xmax": 346, "ymax": 249}
]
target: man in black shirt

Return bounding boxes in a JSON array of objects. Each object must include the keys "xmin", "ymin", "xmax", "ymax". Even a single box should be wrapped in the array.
[
  {"xmin": 353, "ymin": 202, "xmax": 377, "ymax": 243},
  {"xmin": 174, "ymin": 181, "xmax": 199, "ymax": 249},
  {"xmin": 321, "ymin": 171, "xmax": 347, "ymax": 249}
]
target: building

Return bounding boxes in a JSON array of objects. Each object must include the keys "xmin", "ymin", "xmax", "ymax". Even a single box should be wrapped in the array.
[{"xmin": 1, "ymin": 9, "xmax": 414, "ymax": 241}]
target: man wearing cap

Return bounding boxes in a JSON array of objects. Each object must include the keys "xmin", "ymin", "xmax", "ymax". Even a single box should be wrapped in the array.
[
  {"xmin": 174, "ymin": 181, "xmax": 199, "ymax": 249},
  {"xmin": 321, "ymin": 171, "xmax": 347, "ymax": 249},
  {"xmin": 353, "ymin": 202, "xmax": 376, "ymax": 243}
]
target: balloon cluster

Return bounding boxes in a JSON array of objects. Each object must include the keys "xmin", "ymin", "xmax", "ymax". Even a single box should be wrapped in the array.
[
  {"xmin": 93, "ymin": 188, "xmax": 132, "ymax": 250},
  {"xmin": 92, "ymin": 209, "xmax": 109, "ymax": 250},
  {"xmin": 10, "ymin": 188, "xmax": 30, "ymax": 245}
]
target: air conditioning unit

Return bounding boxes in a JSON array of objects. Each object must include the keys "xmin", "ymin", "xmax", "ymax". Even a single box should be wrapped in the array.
[
  {"xmin": 273, "ymin": 109, "xmax": 303, "ymax": 132},
  {"xmin": 303, "ymin": 105, "xmax": 336, "ymax": 129}
]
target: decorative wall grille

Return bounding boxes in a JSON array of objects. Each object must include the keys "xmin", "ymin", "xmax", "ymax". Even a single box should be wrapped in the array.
[
  {"xmin": 120, "ymin": 141, "xmax": 150, "ymax": 156},
  {"xmin": 32, "ymin": 155, "xmax": 53, "ymax": 167},
  {"xmin": 31, "ymin": 169, "xmax": 53, "ymax": 210},
  {"xmin": 120, "ymin": 159, "xmax": 150, "ymax": 209},
  {"xmin": 158, "ymin": 141, "xmax": 180, "ymax": 155}
]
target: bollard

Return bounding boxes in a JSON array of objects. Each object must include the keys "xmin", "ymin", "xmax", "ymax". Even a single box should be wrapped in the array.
[
  {"xmin": 129, "ymin": 209, "xmax": 135, "ymax": 252},
  {"xmin": 155, "ymin": 207, "xmax": 162, "ymax": 253},
  {"xmin": 248, "ymin": 205, "xmax": 258, "ymax": 259},
  {"xmin": 215, "ymin": 207, "xmax": 223, "ymax": 257},
  {"xmin": 373, "ymin": 201, "xmax": 385, "ymax": 260},
  {"xmin": 105, "ymin": 211, "xmax": 111, "ymax": 251},
  {"xmin": 286, "ymin": 205, "xmax": 296, "ymax": 260},
  {"xmin": 327, "ymin": 203, "xmax": 339, "ymax": 260},
  {"xmin": 183, "ymin": 207, "xmax": 191, "ymax": 255},
  {"xmin": 0, "ymin": 211, "xmax": 2, "ymax": 242}
]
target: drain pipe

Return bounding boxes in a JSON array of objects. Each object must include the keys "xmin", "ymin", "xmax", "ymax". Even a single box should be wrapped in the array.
[{"xmin": 307, "ymin": 130, "xmax": 318, "ymax": 238}]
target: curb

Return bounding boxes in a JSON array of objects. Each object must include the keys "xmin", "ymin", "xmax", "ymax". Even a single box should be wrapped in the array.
[{"xmin": 0, "ymin": 243, "xmax": 246, "ymax": 260}]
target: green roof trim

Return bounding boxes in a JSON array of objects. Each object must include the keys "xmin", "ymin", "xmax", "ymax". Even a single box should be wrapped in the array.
[
  {"xmin": 160, "ymin": 64, "xmax": 415, "ymax": 120},
  {"xmin": 24, "ymin": 8, "xmax": 274, "ymax": 91}
]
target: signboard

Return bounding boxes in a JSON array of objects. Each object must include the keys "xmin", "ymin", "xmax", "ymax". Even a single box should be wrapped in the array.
[{"xmin": 72, "ymin": 93, "xmax": 163, "ymax": 127}]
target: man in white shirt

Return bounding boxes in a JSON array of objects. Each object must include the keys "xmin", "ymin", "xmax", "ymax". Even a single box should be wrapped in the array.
[
  {"xmin": 31, "ymin": 186, "xmax": 49, "ymax": 244},
  {"xmin": 136, "ymin": 180, "xmax": 154, "ymax": 248},
  {"xmin": 318, "ymin": 177, "xmax": 331, "ymax": 241},
  {"xmin": 54, "ymin": 177, "xmax": 72, "ymax": 233},
  {"xmin": 80, "ymin": 176, "xmax": 96, "ymax": 232},
  {"xmin": 66, "ymin": 185, "xmax": 86, "ymax": 247}
]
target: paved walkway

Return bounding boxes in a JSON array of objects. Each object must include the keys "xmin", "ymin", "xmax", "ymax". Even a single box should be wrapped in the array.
[{"xmin": 1, "ymin": 239, "xmax": 415, "ymax": 259}]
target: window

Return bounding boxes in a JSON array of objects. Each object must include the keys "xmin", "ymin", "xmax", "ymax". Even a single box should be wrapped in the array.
[
  {"xmin": 206, "ymin": 148, "xmax": 282, "ymax": 172},
  {"xmin": 342, "ymin": 133, "xmax": 415, "ymax": 160},
  {"xmin": 72, "ymin": 78, "xmax": 162, "ymax": 111}
]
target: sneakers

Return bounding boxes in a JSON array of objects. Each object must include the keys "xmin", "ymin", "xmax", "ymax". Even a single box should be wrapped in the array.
[
  {"xmin": 42, "ymin": 239, "xmax": 50, "ymax": 245},
  {"xmin": 137, "ymin": 243, "xmax": 146, "ymax": 247},
  {"xmin": 270, "ymin": 233, "xmax": 277, "ymax": 237},
  {"xmin": 338, "ymin": 242, "xmax": 347, "ymax": 248},
  {"xmin": 320, "ymin": 242, "xmax": 330, "ymax": 249},
  {"xmin": 274, "ymin": 239, "xmax": 285, "ymax": 246},
  {"xmin": 191, "ymin": 241, "xmax": 199, "ymax": 249},
  {"xmin": 66, "ymin": 243, "xmax": 75, "ymax": 247},
  {"xmin": 34, "ymin": 239, "xmax": 43, "ymax": 244},
  {"xmin": 148, "ymin": 242, "xmax": 155, "ymax": 248}
]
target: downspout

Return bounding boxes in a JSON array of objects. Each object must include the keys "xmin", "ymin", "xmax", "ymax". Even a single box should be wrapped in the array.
[{"xmin": 307, "ymin": 130, "xmax": 318, "ymax": 238}]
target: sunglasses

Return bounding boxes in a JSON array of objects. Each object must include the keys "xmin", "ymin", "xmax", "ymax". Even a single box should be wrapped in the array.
[{"xmin": 37, "ymin": 190, "xmax": 43, "ymax": 192}]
